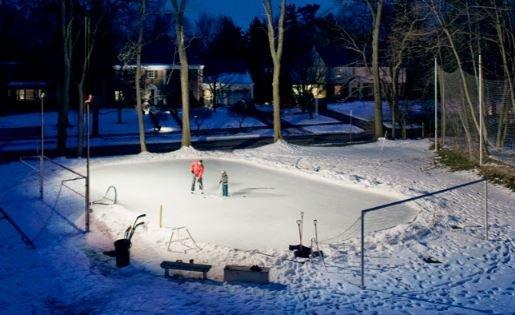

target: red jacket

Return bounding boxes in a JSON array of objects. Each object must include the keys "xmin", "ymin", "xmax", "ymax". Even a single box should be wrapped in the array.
[{"xmin": 190, "ymin": 161, "xmax": 204, "ymax": 178}]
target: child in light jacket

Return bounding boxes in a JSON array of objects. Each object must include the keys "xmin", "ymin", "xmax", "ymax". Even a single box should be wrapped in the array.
[{"xmin": 219, "ymin": 170, "xmax": 229, "ymax": 197}]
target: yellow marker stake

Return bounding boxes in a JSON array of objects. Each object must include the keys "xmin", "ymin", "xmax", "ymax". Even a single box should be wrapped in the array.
[{"xmin": 160, "ymin": 205, "xmax": 163, "ymax": 228}]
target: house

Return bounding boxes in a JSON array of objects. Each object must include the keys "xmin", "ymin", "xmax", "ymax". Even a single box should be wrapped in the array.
[
  {"xmin": 0, "ymin": 61, "xmax": 54, "ymax": 112},
  {"xmin": 201, "ymin": 72, "xmax": 254, "ymax": 107},
  {"xmin": 303, "ymin": 45, "xmax": 407, "ymax": 101},
  {"xmin": 112, "ymin": 40, "xmax": 204, "ymax": 108}
]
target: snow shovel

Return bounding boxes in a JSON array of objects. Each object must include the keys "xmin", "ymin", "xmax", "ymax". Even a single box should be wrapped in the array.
[
  {"xmin": 288, "ymin": 219, "xmax": 304, "ymax": 251},
  {"xmin": 311, "ymin": 219, "xmax": 324, "ymax": 258}
]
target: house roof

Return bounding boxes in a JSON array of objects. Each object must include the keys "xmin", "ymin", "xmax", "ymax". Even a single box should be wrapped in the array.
[{"xmin": 7, "ymin": 81, "xmax": 48, "ymax": 89}]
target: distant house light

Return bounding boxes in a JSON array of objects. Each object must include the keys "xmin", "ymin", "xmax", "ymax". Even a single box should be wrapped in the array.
[
  {"xmin": 114, "ymin": 90, "xmax": 124, "ymax": 101},
  {"xmin": 17, "ymin": 89, "xmax": 25, "ymax": 100},
  {"xmin": 113, "ymin": 64, "xmax": 205, "ymax": 71},
  {"xmin": 15, "ymin": 89, "xmax": 40, "ymax": 101}
]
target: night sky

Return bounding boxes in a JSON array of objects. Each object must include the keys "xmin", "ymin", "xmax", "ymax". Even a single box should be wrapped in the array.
[{"xmin": 183, "ymin": 0, "xmax": 337, "ymax": 27}]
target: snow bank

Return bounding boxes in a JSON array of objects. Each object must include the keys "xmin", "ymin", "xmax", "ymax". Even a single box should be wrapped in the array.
[{"xmin": 1, "ymin": 139, "xmax": 514, "ymax": 313}]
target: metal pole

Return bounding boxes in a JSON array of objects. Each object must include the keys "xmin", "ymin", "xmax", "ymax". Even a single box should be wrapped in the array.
[
  {"xmin": 479, "ymin": 54, "xmax": 483, "ymax": 166},
  {"xmin": 85, "ymin": 99, "xmax": 91, "ymax": 232},
  {"xmin": 484, "ymin": 180, "xmax": 488, "ymax": 240},
  {"xmin": 361, "ymin": 212, "xmax": 365, "ymax": 289},
  {"xmin": 40, "ymin": 92, "xmax": 45, "ymax": 199},
  {"xmin": 350, "ymin": 110, "xmax": 353, "ymax": 143},
  {"xmin": 160, "ymin": 205, "xmax": 163, "ymax": 228},
  {"xmin": 434, "ymin": 58, "xmax": 438, "ymax": 152}
]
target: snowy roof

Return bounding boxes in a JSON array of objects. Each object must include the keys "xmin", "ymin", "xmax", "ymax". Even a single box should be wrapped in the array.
[{"xmin": 7, "ymin": 81, "xmax": 48, "ymax": 88}]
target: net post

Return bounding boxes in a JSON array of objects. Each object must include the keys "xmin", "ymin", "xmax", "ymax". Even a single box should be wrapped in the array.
[
  {"xmin": 85, "ymin": 96, "xmax": 91, "ymax": 233},
  {"xmin": 361, "ymin": 211, "xmax": 365, "ymax": 289},
  {"xmin": 434, "ymin": 58, "xmax": 438, "ymax": 152},
  {"xmin": 479, "ymin": 54, "xmax": 483, "ymax": 166},
  {"xmin": 484, "ymin": 180, "xmax": 488, "ymax": 241},
  {"xmin": 40, "ymin": 92, "xmax": 45, "ymax": 200},
  {"xmin": 160, "ymin": 205, "xmax": 163, "ymax": 228}
]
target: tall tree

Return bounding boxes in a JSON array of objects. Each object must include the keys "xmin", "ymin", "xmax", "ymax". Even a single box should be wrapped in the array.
[
  {"xmin": 135, "ymin": 0, "xmax": 147, "ymax": 152},
  {"xmin": 171, "ymin": 0, "xmax": 191, "ymax": 147},
  {"xmin": 246, "ymin": 17, "xmax": 272, "ymax": 104},
  {"xmin": 58, "ymin": 0, "xmax": 74, "ymax": 153},
  {"xmin": 263, "ymin": 0, "xmax": 286, "ymax": 142},
  {"xmin": 200, "ymin": 16, "xmax": 246, "ymax": 107},
  {"xmin": 382, "ymin": 0, "xmax": 426, "ymax": 139},
  {"xmin": 76, "ymin": 1, "xmax": 109, "ymax": 156},
  {"xmin": 365, "ymin": 0, "xmax": 384, "ymax": 139}
]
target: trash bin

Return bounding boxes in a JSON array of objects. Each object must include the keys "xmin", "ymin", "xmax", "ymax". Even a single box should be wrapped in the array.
[{"xmin": 114, "ymin": 239, "xmax": 131, "ymax": 267}]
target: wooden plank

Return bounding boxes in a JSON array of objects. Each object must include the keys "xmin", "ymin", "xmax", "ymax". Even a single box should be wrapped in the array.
[{"xmin": 160, "ymin": 261, "xmax": 211, "ymax": 272}]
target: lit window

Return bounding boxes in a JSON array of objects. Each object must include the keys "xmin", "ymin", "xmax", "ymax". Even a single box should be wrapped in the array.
[
  {"xmin": 114, "ymin": 90, "xmax": 124, "ymax": 101},
  {"xmin": 147, "ymin": 70, "xmax": 156, "ymax": 79},
  {"xmin": 17, "ymin": 90, "xmax": 25, "ymax": 100},
  {"xmin": 26, "ymin": 89, "xmax": 35, "ymax": 100}
]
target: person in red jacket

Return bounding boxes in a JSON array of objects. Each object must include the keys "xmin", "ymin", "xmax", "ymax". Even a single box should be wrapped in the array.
[{"xmin": 190, "ymin": 160, "xmax": 204, "ymax": 193}]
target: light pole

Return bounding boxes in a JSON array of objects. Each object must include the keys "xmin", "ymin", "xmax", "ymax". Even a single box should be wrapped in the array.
[
  {"xmin": 85, "ymin": 94, "xmax": 92, "ymax": 232},
  {"xmin": 40, "ymin": 92, "xmax": 46, "ymax": 200}
]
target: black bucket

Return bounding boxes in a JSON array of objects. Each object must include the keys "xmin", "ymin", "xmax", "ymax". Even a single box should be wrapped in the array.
[{"xmin": 114, "ymin": 239, "xmax": 131, "ymax": 267}]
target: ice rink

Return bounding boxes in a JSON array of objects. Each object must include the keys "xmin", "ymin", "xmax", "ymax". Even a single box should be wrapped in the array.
[{"xmin": 91, "ymin": 158, "xmax": 418, "ymax": 250}]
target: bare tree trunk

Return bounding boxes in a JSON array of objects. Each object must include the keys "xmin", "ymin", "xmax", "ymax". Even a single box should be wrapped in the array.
[
  {"xmin": 263, "ymin": 0, "xmax": 285, "ymax": 142},
  {"xmin": 496, "ymin": 83, "xmax": 509, "ymax": 147},
  {"xmin": 429, "ymin": 1, "xmax": 480, "ymax": 134},
  {"xmin": 58, "ymin": 0, "xmax": 73, "ymax": 154},
  {"xmin": 390, "ymin": 67, "xmax": 398, "ymax": 139},
  {"xmin": 493, "ymin": 0, "xmax": 515, "ymax": 113},
  {"xmin": 77, "ymin": 82, "xmax": 85, "ymax": 156},
  {"xmin": 438, "ymin": 63, "xmax": 446, "ymax": 146},
  {"xmin": 135, "ymin": 0, "xmax": 147, "ymax": 152},
  {"xmin": 172, "ymin": 0, "xmax": 191, "ymax": 147},
  {"xmin": 77, "ymin": 16, "xmax": 92, "ymax": 157},
  {"xmin": 457, "ymin": 104, "xmax": 474, "ymax": 158},
  {"xmin": 366, "ymin": 0, "xmax": 384, "ymax": 139}
]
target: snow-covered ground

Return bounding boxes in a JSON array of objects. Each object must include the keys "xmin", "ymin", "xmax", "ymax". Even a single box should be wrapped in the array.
[
  {"xmin": 186, "ymin": 107, "xmax": 266, "ymax": 130},
  {"xmin": 281, "ymin": 108, "xmax": 339, "ymax": 126},
  {"xmin": 1, "ymin": 140, "xmax": 514, "ymax": 313},
  {"xmin": 0, "ymin": 107, "xmax": 266, "ymax": 136},
  {"xmin": 328, "ymin": 100, "xmax": 430, "ymax": 123},
  {"xmin": 0, "ymin": 109, "xmax": 180, "ymax": 136}
]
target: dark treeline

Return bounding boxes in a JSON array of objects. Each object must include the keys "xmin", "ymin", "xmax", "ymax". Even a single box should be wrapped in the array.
[{"xmin": 1, "ymin": 0, "xmax": 513, "ymax": 149}]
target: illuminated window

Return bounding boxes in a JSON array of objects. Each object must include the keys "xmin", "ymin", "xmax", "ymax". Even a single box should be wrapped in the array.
[
  {"xmin": 114, "ymin": 90, "xmax": 124, "ymax": 101},
  {"xmin": 147, "ymin": 70, "xmax": 156, "ymax": 79},
  {"xmin": 16, "ymin": 90, "xmax": 25, "ymax": 100},
  {"xmin": 15, "ymin": 89, "xmax": 40, "ymax": 101}
]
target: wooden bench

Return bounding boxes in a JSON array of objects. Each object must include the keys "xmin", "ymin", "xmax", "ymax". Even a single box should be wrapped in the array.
[{"xmin": 160, "ymin": 261, "xmax": 212, "ymax": 280}]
